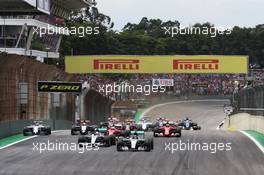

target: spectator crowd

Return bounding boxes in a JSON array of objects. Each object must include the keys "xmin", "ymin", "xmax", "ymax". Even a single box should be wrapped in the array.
[{"xmin": 77, "ymin": 69, "xmax": 264, "ymax": 100}]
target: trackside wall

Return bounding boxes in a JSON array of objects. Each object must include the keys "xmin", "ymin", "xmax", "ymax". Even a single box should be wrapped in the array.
[
  {"xmin": 228, "ymin": 113, "xmax": 264, "ymax": 134},
  {"xmin": 0, "ymin": 53, "xmax": 76, "ymax": 138},
  {"xmin": 83, "ymin": 89, "xmax": 113, "ymax": 124}
]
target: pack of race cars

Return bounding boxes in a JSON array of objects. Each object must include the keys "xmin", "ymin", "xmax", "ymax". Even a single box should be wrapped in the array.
[
  {"xmin": 73, "ymin": 117, "xmax": 201, "ymax": 152},
  {"xmin": 23, "ymin": 117, "xmax": 201, "ymax": 152}
]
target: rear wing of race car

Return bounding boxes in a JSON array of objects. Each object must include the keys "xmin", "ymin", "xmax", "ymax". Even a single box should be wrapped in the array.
[
  {"xmin": 98, "ymin": 128, "xmax": 108, "ymax": 133},
  {"xmin": 130, "ymin": 131, "xmax": 145, "ymax": 135}
]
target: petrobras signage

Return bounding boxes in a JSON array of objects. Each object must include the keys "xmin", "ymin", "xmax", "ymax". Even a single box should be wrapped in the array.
[{"xmin": 152, "ymin": 79, "xmax": 174, "ymax": 87}]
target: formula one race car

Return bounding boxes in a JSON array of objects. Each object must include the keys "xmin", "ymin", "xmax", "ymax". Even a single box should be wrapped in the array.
[
  {"xmin": 116, "ymin": 131, "xmax": 153, "ymax": 152},
  {"xmin": 153, "ymin": 122, "xmax": 181, "ymax": 137},
  {"xmin": 23, "ymin": 121, "xmax": 51, "ymax": 136},
  {"xmin": 178, "ymin": 118, "xmax": 201, "ymax": 130},
  {"xmin": 107, "ymin": 117, "xmax": 120, "ymax": 126},
  {"xmin": 124, "ymin": 119, "xmax": 138, "ymax": 131},
  {"xmin": 113, "ymin": 123, "xmax": 125, "ymax": 130},
  {"xmin": 108, "ymin": 126, "xmax": 130, "ymax": 138},
  {"xmin": 99, "ymin": 122, "xmax": 109, "ymax": 128},
  {"xmin": 153, "ymin": 117, "xmax": 167, "ymax": 127},
  {"xmin": 71, "ymin": 120, "xmax": 97, "ymax": 135},
  {"xmin": 136, "ymin": 117, "xmax": 154, "ymax": 131},
  {"xmin": 78, "ymin": 128, "xmax": 115, "ymax": 147}
]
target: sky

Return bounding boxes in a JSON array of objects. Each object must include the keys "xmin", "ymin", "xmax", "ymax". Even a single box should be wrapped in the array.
[{"xmin": 96, "ymin": 0, "xmax": 264, "ymax": 31}]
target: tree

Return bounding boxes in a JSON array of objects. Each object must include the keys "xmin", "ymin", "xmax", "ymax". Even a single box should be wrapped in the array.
[{"xmin": 60, "ymin": 15, "xmax": 264, "ymax": 67}]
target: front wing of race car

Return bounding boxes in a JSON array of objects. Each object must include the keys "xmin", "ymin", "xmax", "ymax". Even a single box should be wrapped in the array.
[
  {"xmin": 116, "ymin": 139, "xmax": 153, "ymax": 152},
  {"xmin": 78, "ymin": 135, "xmax": 114, "ymax": 147},
  {"xmin": 23, "ymin": 126, "xmax": 51, "ymax": 136}
]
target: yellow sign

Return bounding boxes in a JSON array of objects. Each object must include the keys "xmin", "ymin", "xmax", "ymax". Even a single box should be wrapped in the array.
[{"xmin": 65, "ymin": 55, "xmax": 248, "ymax": 74}]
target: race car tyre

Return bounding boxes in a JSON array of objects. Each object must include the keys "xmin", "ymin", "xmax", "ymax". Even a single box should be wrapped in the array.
[
  {"xmin": 104, "ymin": 137, "xmax": 111, "ymax": 147},
  {"xmin": 116, "ymin": 141, "xmax": 123, "ymax": 152},
  {"xmin": 23, "ymin": 131, "xmax": 29, "ymax": 136},
  {"xmin": 176, "ymin": 132, "xmax": 181, "ymax": 137},
  {"xmin": 78, "ymin": 137, "xmax": 85, "ymax": 147},
  {"xmin": 145, "ymin": 141, "xmax": 151, "ymax": 152},
  {"xmin": 109, "ymin": 135, "xmax": 116, "ymax": 145},
  {"xmin": 71, "ymin": 129, "xmax": 77, "ymax": 135},
  {"xmin": 45, "ymin": 128, "xmax": 51, "ymax": 135}
]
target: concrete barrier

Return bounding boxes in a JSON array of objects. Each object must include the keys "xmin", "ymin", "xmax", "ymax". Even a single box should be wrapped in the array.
[
  {"xmin": 227, "ymin": 113, "xmax": 264, "ymax": 134},
  {"xmin": 83, "ymin": 89, "xmax": 114, "ymax": 124}
]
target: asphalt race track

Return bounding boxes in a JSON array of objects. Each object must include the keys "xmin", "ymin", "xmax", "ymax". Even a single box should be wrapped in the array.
[{"xmin": 0, "ymin": 100, "xmax": 263, "ymax": 175}]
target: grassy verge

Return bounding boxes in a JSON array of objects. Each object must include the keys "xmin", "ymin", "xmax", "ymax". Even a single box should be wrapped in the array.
[
  {"xmin": 0, "ymin": 134, "xmax": 28, "ymax": 148},
  {"xmin": 244, "ymin": 130, "xmax": 264, "ymax": 148},
  {"xmin": 134, "ymin": 108, "xmax": 146, "ymax": 121}
]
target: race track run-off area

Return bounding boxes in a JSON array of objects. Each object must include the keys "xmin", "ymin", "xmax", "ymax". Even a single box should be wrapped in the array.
[{"xmin": 0, "ymin": 100, "xmax": 263, "ymax": 175}]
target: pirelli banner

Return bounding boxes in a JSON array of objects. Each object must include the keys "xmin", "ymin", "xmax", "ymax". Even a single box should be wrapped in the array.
[
  {"xmin": 38, "ymin": 81, "xmax": 82, "ymax": 93},
  {"xmin": 65, "ymin": 55, "xmax": 248, "ymax": 74}
]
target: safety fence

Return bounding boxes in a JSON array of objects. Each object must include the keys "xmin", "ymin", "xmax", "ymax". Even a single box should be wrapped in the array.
[{"xmin": 233, "ymin": 85, "xmax": 264, "ymax": 116}]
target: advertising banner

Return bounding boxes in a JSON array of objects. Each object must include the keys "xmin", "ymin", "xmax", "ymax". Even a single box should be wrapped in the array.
[
  {"xmin": 38, "ymin": 81, "xmax": 82, "ymax": 93},
  {"xmin": 65, "ymin": 55, "xmax": 248, "ymax": 74},
  {"xmin": 152, "ymin": 79, "xmax": 174, "ymax": 87},
  {"xmin": 192, "ymin": 83, "xmax": 209, "ymax": 88}
]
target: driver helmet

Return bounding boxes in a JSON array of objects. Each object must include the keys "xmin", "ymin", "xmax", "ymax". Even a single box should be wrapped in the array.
[{"xmin": 132, "ymin": 132, "xmax": 138, "ymax": 139}]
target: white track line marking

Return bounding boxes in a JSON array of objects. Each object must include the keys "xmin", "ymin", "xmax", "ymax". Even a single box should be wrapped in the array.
[{"xmin": 239, "ymin": 130, "xmax": 264, "ymax": 154}]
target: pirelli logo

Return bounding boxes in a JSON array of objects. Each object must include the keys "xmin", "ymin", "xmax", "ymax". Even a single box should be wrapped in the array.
[
  {"xmin": 38, "ymin": 81, "xmax": 82, "ymax": 93},
  {"xmin": 173, "ymin": 59, "xmax": 219, "ymax": 71},
  {"xmin": 94, "ymin": 59, "xmax": 140, "ymax": 70}
]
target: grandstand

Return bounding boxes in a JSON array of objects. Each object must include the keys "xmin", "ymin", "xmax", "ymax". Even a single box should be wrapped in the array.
[{"xmin": 0, "ymin": 0, "xmax": 95, "ymax": 60}]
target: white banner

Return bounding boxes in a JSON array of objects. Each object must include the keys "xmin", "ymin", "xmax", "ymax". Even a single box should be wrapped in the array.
[{"xmin": 152, "ymin": 79, "xmax": 174, "ymax": 87}]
